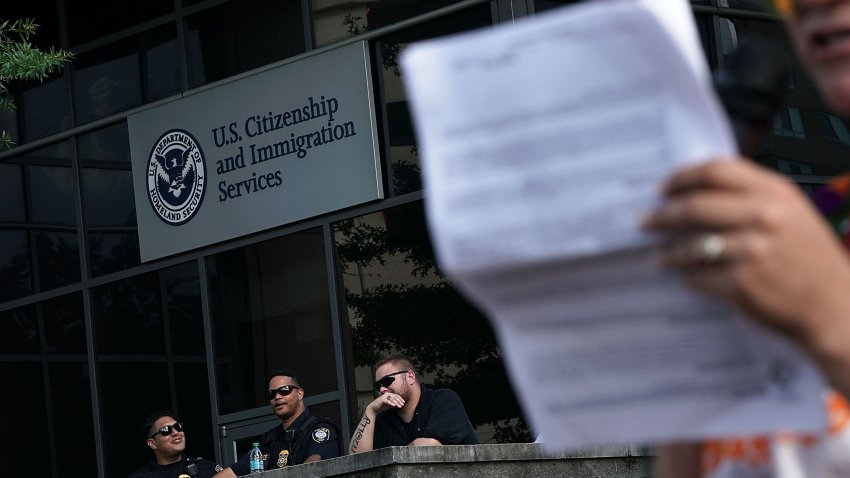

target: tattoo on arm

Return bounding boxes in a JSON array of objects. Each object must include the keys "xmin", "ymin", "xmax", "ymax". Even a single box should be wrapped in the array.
[{"xmin": 350, "ymin": 415, "xmax": 371, "ymax": 452}]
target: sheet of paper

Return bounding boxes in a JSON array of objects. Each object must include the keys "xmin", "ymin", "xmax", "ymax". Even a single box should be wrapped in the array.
[{"xmin": 401, "ymin": 0, "xmax": 826, "ymax": 448}]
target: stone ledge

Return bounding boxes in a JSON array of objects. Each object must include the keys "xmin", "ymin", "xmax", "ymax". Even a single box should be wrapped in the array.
[{"xmin": 257, "ymin": 443, "xmax": 650, "ymax": 478}]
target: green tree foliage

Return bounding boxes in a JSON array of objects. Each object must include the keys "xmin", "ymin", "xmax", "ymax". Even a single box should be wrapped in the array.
[{"xmin": 0, "ymin": 18, "xmax": 72, "ymax": 149}]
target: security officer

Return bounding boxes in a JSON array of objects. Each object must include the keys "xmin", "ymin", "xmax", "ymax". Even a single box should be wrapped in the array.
[
  {"xmin": 214, "ymin": 370, "xmax": 340, "ymax": 477},
  {"xmin": 348, "ymin": 354, "xmax": 478, "ymax": 453},
  {"xmin": 128, "ymin": 411, "xmax": 221, "ymax": 478}
]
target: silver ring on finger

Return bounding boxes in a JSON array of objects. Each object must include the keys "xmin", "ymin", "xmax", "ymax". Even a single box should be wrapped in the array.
[{"xmin": 693, "ymin": 233, "xmax": 726, "ymax": 265}]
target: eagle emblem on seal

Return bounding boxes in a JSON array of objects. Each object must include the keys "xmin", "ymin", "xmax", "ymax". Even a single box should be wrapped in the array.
[{"xmin": 146, "ymin": 129, "xmax": 206, "ymax": 225}]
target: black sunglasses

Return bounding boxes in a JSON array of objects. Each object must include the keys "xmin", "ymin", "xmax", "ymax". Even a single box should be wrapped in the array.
[
  {"xmin": 374, "ymin": 370, "xmax": 409, "ymax": 390},
  {"xmin": 150, "ymin": 422, "xmax": 183, "ymax": 438},
  {"xmin": 267, "ymin": 384, "xmax": 300, "ymax": 400}
]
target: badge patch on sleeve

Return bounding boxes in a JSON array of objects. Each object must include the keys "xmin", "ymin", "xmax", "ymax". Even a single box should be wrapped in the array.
[
  {"xmin": 277, "ymin": 449, "xmax": 289, "ymax": 467},
  {"xmin": 312, "ymin": 427, "xmax": 330, "ymax": 443}
]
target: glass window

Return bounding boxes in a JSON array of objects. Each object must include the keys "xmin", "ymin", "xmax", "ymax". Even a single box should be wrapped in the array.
[
  {"xmin": 65, "ymin": 0, "xmax": 174, "ymax": 46},
  {"xmin": 88, "ymin": 233, "xmax": 142, "ymax": 277},
  {"xmin": 26, "ymin": 141, "xmax": 76, "ymax": 226},
  {"xmin": 43, "ymin": 293, "xmax": 95, "ymax": 475},
  {"xmin": 49, "ymin": 361, "xmax": 96, "ymax": 475},
  {"xmin": 81, "ymin": 168, "xmax": 136, "ymax": 227},
  {"xmin": 817, "ymin": 112, "xmax": 850, "ymax": 144},
  {"xmin": 719, "ymin": 0, "xmax": 778, "ymax": 11},
  {"xmin": 34, "ymin": 230, "xmax": 80, "ymax": 291},
  {"xmin": 0, "ymin": 362, "xmax": 51, "ymax": 477},
  {"xmin": 333, "ymin": 202, "xmax": 529, "ymax": 443},
  {"xmin": 208, "ymin": 228, "xmax": 338, "ymax": 414},
  {"xmin": 0, "ymin": 305, "xmax": 38, "ymax": 354},
  {"xmin": 98, "ymin": 352, "xmax": 202, "ymax": 474},
  {"xmin": 533, "ymin": 0, "xmax": 585, "ymax": 14},
  {"xmin": 716, "ymin": 18, "xmax": 790, "ymax": 73},
  {"xmin": 694, "ymin": 14, "xmax": 718, "ymax": 70},
  {"xmin": 99, "ymin": 361, "xmax": 171, "ymax": 477},
  {"xmin": 719, "ymin": 17, "xmax": 740, "ymax": 57},
  {"xmin": 78, "ymin": 123, "xmax": 142, "ymax": 277},
  {"xmin": 73, "ymin": 25, "xmax": 180, "ymax": 124},
  {"xmin": 73, "ymin": 53, "xmax": 141, "ymax": 123},
  {"xmin": 29, "ymin": 164, "xmax": 76, "ymax": 225},
  {"xmin": 0, "ymin": 163, "xmax": 26, "ymax": 222},
  {"xmin": 185, "ymin": 0, "xmax": 308, "ymax": 88},
  {"xmin": 21, "ymin": 142, "xmax": 82, "ymax": 291},
  {"xmin": 93, "ymin": 272, "xmax": 164, "ymax": 354},
  {"xmin": 0, "ymin": 231, "xmax": 33, "ymax": 302},
  {"xmin": 146, "ymin": 29, "xmax": 183, "ymax": 101},
  {"xmin": 773, "ymin": 106, "xmax": 806, "ymax": 138},
  {"xmin": 43, "ymin": 291, "xmax": 87, "ymax": 356},
  {"xmin": 161, "ymin": 261, "xmax": 206, "ymax": 358},
  {"xmin": 371, "ymin": 5, "xmax": 493, "ymax": 196},
  {"xmin": 313, "ymin": 0, "xmax": 470, "ymax": 48},
  {"xmin": 778, "ymin": 159, "xmax": 813, "ymax": 175},
  {"xmin": 0, "ymin": 295, "xmax": 91, "ymax": 475},
  {"xmin": 20, "ymin": 76, "xmax": 72, "ymax": 142},
  {"xmin": 77, "ymin": 122, "xmax": 131, "ymax": 163},
  {"xmin": 174, "ymin": 362, "xmax": 215, "ymax": 458},
  {"xmin": 94, "ymin": 262, "xmax": 210, "ymax": 478},
  {"xmin": 0, "ymin": 143, "xmax": 81, "ymax": 300}
]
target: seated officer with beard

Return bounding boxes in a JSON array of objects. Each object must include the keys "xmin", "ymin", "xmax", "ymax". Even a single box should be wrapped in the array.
[
  {"xmin": 128, "ymin": 411, "xmax": 221, "ymax": 478},
  {"xmin": 348, "ymin": 355, "xmax": 479, "ymax": 453},
  {"xmin": 214, "ymin": 370, "xmax": 340, "ymax": 476}
]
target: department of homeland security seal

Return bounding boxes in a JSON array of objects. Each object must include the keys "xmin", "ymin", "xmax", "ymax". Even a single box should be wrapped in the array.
[{"xmin": 147, "ymin": 129, "xmax": 206, "ymax": 225}]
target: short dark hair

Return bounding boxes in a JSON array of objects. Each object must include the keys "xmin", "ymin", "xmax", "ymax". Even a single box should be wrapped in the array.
[
  {"xmin": 142, "ymin": 411, "xmax": 178, "ymax": 441},
  {"xmin": 267, "ymin": 369, "xmax": 301, "ymax": 389},
  {"xmin": 375, "ymin": 355, "xmax": 416, "ymax": 374}
]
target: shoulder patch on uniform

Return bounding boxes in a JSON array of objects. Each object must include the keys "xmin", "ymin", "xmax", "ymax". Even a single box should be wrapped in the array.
[{"xmin": 312, "ymin": 427, "xmax": 330, "ymax": 443}]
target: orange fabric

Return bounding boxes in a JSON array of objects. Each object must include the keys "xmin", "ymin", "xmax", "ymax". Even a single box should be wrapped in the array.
[
  {"xmin": 827, "ymin": 392, "xmax": 850, "ymax": 435},
  {"xmin": 700, "ymin": 391, "xmax": 850, "ymax": 476},
  {"xmin": 831, "ymin": 175, "xmax": 850, "ymax": 196},
  {"xmin": 770, "ymin": 0, "xmax": 795, "ymax": 17}
]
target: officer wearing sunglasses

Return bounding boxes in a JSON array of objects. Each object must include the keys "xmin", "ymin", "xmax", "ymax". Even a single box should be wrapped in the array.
[
  {"xmin": 128, "ymin": 411, "xmax": 221, "ymax": 478},
  {"xmin": 348, "ymin": 355, "xmax": 478, "ymax": 454},
  {"xmin": 213, "ymin": 369, "xmax": 340, "ymax": 477}
]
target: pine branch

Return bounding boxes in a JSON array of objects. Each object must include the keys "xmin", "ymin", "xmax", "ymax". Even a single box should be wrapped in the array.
[{"xmin": 0, "ymin": 17, "xmax": 73, "ymax": 150}]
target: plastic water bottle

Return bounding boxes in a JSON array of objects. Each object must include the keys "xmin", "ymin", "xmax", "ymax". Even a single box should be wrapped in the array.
[{"xmin": 249, "ymin": 442, "xmax": 263, "ymax": 474}]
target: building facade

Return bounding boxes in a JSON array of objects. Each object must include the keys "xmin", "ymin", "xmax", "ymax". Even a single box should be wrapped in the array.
[{"xmin": 0, "ymin": 1, "xmax": 845, "ymax": 477}]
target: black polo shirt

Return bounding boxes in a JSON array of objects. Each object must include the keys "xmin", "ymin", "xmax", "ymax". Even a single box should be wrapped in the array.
[
  {"xmin": 127, "ymin": 454, "xmax": 220, "ymax": 478},
  {"xmin": 373, "ymin": 387, "xmax": 479, "ymax": 448},
  {"xmin": 229, "ymin": 409, "xmax": 339, "ymax": 475}
]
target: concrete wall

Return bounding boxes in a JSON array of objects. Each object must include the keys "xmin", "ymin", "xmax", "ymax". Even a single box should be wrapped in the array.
[{"xmin": 258, "ymin": 444, "xmax": 651, "ymax": 478}]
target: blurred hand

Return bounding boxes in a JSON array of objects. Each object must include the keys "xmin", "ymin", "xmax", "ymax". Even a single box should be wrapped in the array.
[{"xmin": 642, "ymin": 159, "xmax": 850, "ymax": 383}]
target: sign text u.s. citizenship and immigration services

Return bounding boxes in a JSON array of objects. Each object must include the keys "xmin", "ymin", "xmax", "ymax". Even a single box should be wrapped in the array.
[
  {"xmin": 210, "ymin": 95, "xmax": 357, "ymax": 203},
  {"xmin": 128, "ymin": 41, "xmax": 383, "ymax": 262}
]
